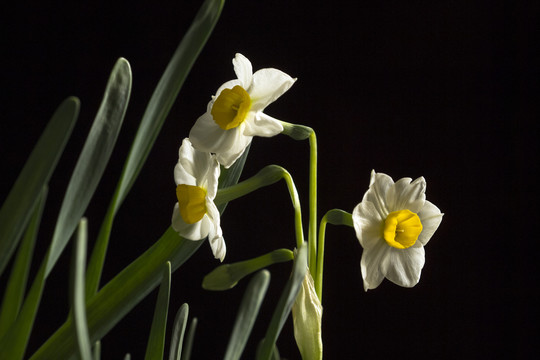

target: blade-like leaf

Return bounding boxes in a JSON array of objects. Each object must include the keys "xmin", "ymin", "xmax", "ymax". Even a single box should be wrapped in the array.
[
  {"xmin": 0, "ymin": 97, "xmax": 79, "ymax": 276},
  {"xmin": 70, "ymin": 219, "xmax": 92, "ymax": 360},
  {"xmin": 0, "ymin": 256, "xmax": 46, "ymax": 360},
  {"xmin": 224, "ymin": 270, "xmax": 271, "ymax": 360},
  {"xmin": 145, "ymin": 262, "xmax": 172, "ymax": 360},
  {"xmin": 93, "ymin": 341, "xmax": 101, "ymax": 360},
  {"xmin": 45, "ymin": 58, "xmax": 132, "ymax": 276},
  {"xmin": 168, "ymin": 304, "xmax": 189, "ymax": 360},
  {"xmin": 180, "ymin": 317, "xmax": 197, "ymax": 360},
  {"xmin": 86, "ymin": 0, "xmax": 226, "ymax": 298},
  {"xmin": 0, "ymin": 186, "xmax": 46, "ymax": 338},
  {"xmin": 114, "ymin": 0, "xmax": 225, "ymax": 210},
  {"xmin": 257, "ymin": 243, "xmax": 308, "ymax": 360}
]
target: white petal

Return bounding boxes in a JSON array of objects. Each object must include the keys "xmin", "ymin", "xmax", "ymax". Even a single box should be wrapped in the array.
[
  {"xmin": 352, "ymin": 200, "xmax": 384, "ymax": 249},
  {"xmin": 362, "ymin": 170, "xmax": 394, "ymax": 218},
  {"xmin": 171, "ymin": 203, "xmax": 210, "ymax": 240},
  {"xmin": 381, "ymin": 246, "xmax": 425, "ymax": 288},
  {"xmin": 206, "ymin": 200, "xmax": 226, "ymax": 261},
  {"xmin": 417, "ymin": 201, "xmax": 443, "ymax": 246},
  {"xmin": 360, "ymin": 239, "xmax": 389, "ymax": 291},
  {"xmin": 387, "ymin": 176, "xmax": 426, "ymax": 213},
  {"xmin": 249, "ymin": 68, "xmax": 296, "ymax": 111},
  {"xmin": 174, "ymin": 138, "xmax": 216, "ymax": 186},
  {"xmin": 205, "ymin": 155, "xmax": 221, "ymax": 200},
  {"xmin": 189, "ymin": 111, "xmax": 239, "ymax": 155},
  {"xmin": 232, "ymin": 53, "xmax": 253, "ymax": 88},
  {"xmin": 215, "ymin": 79, "xmax": 243, "ymax": 99},
  {"xmin": 215, "ymin": 125, "xmax": 253, "ymax": 168},
  {"xmin": 243, "ymin": 112, "xmax": 284, "ymax": 137}
]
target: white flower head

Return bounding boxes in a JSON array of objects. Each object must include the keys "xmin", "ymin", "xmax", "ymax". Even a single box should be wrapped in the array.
[
  {"xmin": 189, "ymin": 53, "xmax": 296, "ymax": 168},
  {"xmin": 171, "ymin": 138, "xmax": 226, "ymax": 261},
  {"xmin": 352, "ymin": 170, "xmax": 443, "ymax": 291}
]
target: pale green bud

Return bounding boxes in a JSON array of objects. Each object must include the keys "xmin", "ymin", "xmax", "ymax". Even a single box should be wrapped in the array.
[{"xmin": 292, "ymin": 269, "xmax": 323, "ymax": 360}]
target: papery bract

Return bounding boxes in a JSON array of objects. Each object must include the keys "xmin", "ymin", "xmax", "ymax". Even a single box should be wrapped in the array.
[
  {"xmin": 189, "ymin": 53, "xmax": 296, "ymax": 168},
  {"xmin": 171, "ymin": 138, "xmax": 226, "ymax": 261},
  {"xmin": 352, "ymin": 170, "xmax": 443, "ymax": 291},
  {"xmin": 292, "ymin": 270, "xmax": 323, "ymax": 360}
]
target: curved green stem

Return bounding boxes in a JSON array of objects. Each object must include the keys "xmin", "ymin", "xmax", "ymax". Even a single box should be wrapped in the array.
[
  {"xmin": 279, "ymin": 122, "xmax": 318, "ymax": 279},
  {"xmin": 314, "ymin": 209, "xmax": 353, "ymax": 301},
  {"xmin": 215, "ymin": 165, "xmax": 304, "ymax": 249}
]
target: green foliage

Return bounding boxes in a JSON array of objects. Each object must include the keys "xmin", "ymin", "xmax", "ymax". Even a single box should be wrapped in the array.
[
  {"xmin": 168, "ymin": 304, "xmax": 190, "ymax": 360},
  {"xmin": 0, "ymin": 97, "xmax": 79, "ymax": 276},
  {"xmin": 224, "ymin": 270, "xmax": 271, "ymax": 360},
  {"xmin": 0, "ymin": 187, "xmax": 46, "ymax": 338},
  {"xmin": 70, "ymin": 219, "xmax": 92, "ymax": 360},
  {"xmin": 257, "ymin": 244, "xmax": 308, "ymax": 360},
  {"xmin": 145, "ymin": 262, "xmax": 172, "ymax": 360}
]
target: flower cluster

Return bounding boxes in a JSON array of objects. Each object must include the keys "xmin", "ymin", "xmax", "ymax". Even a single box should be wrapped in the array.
[{"xmin": 171, "ymin": 53, "xmax": 296, "ymax": 260}]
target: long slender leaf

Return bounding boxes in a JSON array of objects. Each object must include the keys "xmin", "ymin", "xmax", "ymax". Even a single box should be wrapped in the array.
[
  {"xmin": 70, "ymin": 219, "xmax": 92, "ymax": 360},
  {"xmin": 93, "ymin": 341, "xmax": 101, "ymax": 360},
  {"xmin": 145, "ymin": 262, "xmax": 172, "ymax": 360},
  {"xmin": 0, "ymin": 97, "xmax": 79, "ymax": 276},
  {"xmin": 180, "ymin": 317, "xmax": 197, "ymax": 360},
  {"xmin": 31, "ymin": 142, "xmax": 251, "ymax": 360},
  {"xmin": 224, "ymin": 270, "xmax": 271, "ymax": 360},
  {"xmin": 0, "ymin": 254, "xmax": 47, "ymax": 360},
  {"xmin": 0, "ymin": 186, "xmax": 47, "ymax": 338},
  {"xmin": 168, "ymin": 303, "xmax": 189, "ymax": 360},
  {"xmin": 45, "ymin": 58, "xmax": 132, "ymax": 276},
  {"xmin": 86, "ymin": 0, "xmax": 226, "ymax": 299},
  {"xmin": 257, "ymin": 243, "xmax": 308, "ymax": 360}
]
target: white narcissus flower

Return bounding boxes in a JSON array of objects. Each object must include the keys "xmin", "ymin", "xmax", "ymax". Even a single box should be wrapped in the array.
[
  {"xmin": 189, "ymin": 53, "xmax": 296, "ymax": 168},
  {"xmin": 171, "ymin": 138, "xmax": 225, "ymax": 261},
  {"xmin": 352, "ymin": 170, "xmax": 443, "ymax": 291}
]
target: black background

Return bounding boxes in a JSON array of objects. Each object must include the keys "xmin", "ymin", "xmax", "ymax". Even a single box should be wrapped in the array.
[{"xmin": 1, "ymin": 1, "xmax": 538, "ymax": 359}]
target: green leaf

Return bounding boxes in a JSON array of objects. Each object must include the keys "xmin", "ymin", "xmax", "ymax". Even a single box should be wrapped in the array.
[
  {"xmin": 256, "ymin": 243, "xmax": 308, "ymax": 360},
  {"xmin": 30, "ymin": 228, "xmax": 199, "ymax": 360},
  {"xmin": 70, "ymin": 219, "xmax": 92, "ymax": 360},
  {"xmin": 145, "ymin": 262, "xmax": 172, "ymax": 360},
  {"xmin": 180, "ymin": 317, "xmax": 197, "ymax": 360},
  {"xmin": 0, "ymin": 254, "xmax": 46, "ymax": 360},
  {"xmin": 168, "ymin": 304, "xmax": 189, "ymax": 360},
  {"xmin": 224, "ymin": 270, "xmax": 271, "ymax": 360},
  {"xmin": 93, "ymin": 341, "xmax": 101, "ymax": 360},
  {"xmin": 0, "ymin": 97, "xmax": 79, "ymax": 276},
  {"xmin": 86, "ymin": 0, "xmax": 226, "ymax": 298},
  {"xmin": 203, "ymin": 249, "xmax": 292, "ymax": 290},
  {"xmin": 45, "ymin": 58, "xmax": 132, "ymax": 276},
  {"xmin": 0, "ymin": 187, "xmax": 46, "ymax": 338}
]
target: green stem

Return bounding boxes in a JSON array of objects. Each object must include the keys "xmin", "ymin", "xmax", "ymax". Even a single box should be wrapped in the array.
[
  {"xmin": 215, "ymin": 165, "xmax": 304, "ymax": 249},
  {"xmin": 314, "ymin": 209, "xmax": 353, "ymax": 301},
  {"xmin": 279, "ymin": 122, "xmax": 318, "ymax": 282},
  {"xmin": 308, "ymin": 131, "xmax": 318, "ymax": 279}
]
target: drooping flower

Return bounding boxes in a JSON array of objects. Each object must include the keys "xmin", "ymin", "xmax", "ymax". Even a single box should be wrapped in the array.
[
  {"xmin": 171, "ymin": 138, "xmax": 225, "ymax": 261},
  {"xmin": 352, "ymin": 170, "xmax": 443, "ymax": 291},
  {"xmin": 189, "ymin": 53, "xmax": 296, "ymax": 168}
]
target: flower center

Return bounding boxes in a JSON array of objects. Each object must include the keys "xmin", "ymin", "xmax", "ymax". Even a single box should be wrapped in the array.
[
  {"xmin": 176, "ymin": 184, "xmax": 207, "ymax": 224},
  {"xmin": 383, "ymin": 209, "xmax": 423, "ymax": 249},
  {"xmin": 211, "ymin": 85, "xmax": 251, "ymax": 130}
]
